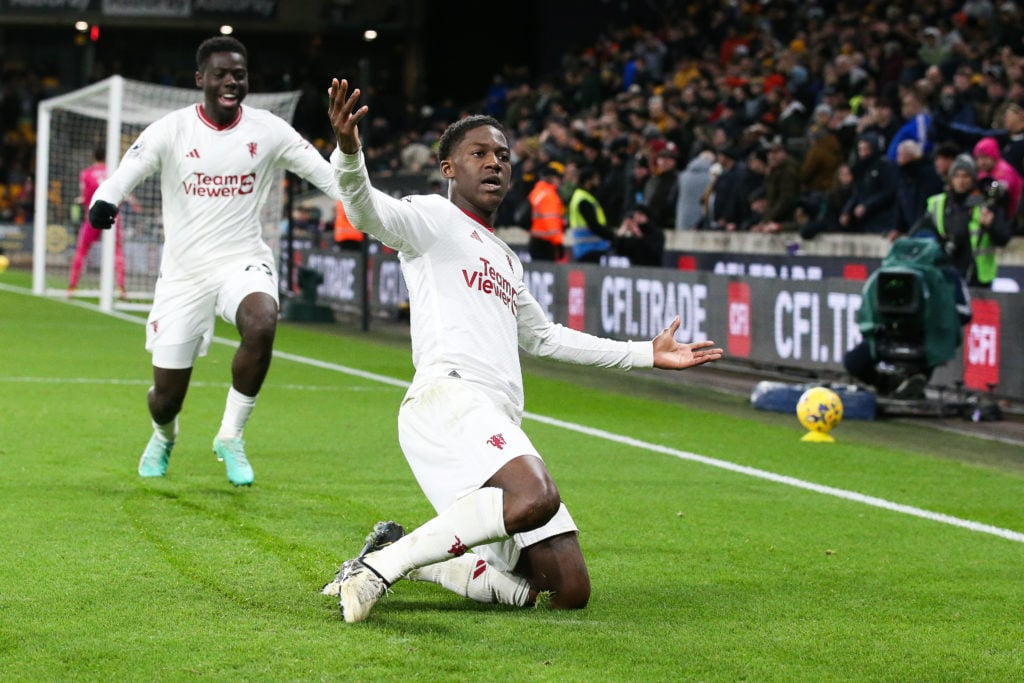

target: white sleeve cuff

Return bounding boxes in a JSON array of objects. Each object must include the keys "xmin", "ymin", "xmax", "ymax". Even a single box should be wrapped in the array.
[
  {"xmin": 330, "ymin": 147, "xmax": 363, "ymax": 173},
  {"xmin": 629, "ymin": 341, "xmax": 655, "ymax": 369}
]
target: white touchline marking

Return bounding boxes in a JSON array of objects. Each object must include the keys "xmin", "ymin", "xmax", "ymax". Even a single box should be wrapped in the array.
[
  {"xmin": 270, "ymin": 349, "xmax": 412, "ymax": 389},
  {"xmin": 8, "ymin": 283, "xmax": 1024, "ymax": 544},
  {"xmin": 526, "ymin": 414, "xmax": 1024, "ymax": 544},
  {"xmin": 275, "ymin": 346, "xmax": 1024, "ymax": 545}
]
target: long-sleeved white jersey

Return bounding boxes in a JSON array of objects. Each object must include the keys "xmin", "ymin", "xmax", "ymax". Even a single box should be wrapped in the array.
[
  {"xmin": 92, "ymin": 104, "xmax": 342, "ymax": 278},
  {"xmin": 331, "ymin": 149, "xmax": 654, "ymax": 417}
]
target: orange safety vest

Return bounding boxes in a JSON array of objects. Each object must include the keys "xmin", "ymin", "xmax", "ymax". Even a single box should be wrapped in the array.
[
  {"xmin": 528, "ymin": 179, "xmax": 565, "ymax": 245},
  {"xmin": 334, "ymin": 201, "xmax": 364, "ymax": 243}
]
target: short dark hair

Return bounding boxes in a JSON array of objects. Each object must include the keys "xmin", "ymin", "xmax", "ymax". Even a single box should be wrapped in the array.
[
  {"xmin": 437, "ymin": 115, "xmax": 505, "ymax": 162},
  {"xmin": 578, "ymin": 165, "xmax": 601, "ymax": 185},
  {"xmin": 196, "ymin": 36, "xmax": 248, "ymax": 70},
  {"xmin": 934, "ymin": 141, "xmax": 961, "ymax": 160},
  {"xmin": 93, "ymin": 146, "xmax": 105, "ymax": 162}
]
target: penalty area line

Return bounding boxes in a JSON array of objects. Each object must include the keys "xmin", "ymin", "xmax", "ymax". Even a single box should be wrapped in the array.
[{"xmin": 0, "ymin": 376, "xmax": 382, "ymax": 391}]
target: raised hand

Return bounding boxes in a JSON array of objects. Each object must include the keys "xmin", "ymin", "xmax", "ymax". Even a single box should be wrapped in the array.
[{"xmin": 328, "ymin": 78, "xmax": 369, "ymax": 155}]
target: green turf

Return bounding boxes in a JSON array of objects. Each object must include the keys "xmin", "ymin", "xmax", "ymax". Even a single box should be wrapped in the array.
[{"xmin": 1, "ymin": 269, "xmax": 1023, "ymax": 681}]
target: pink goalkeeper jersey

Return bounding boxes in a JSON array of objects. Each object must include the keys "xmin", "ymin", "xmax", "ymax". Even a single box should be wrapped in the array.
[
  {"xmin": 331, "ymin": 149, "xmax": 654, "ymax": 416},
  {"xmin": 92, "ymin": 104, "xmax": 341, "ymax": 278},
  {"xmin": 79, "ymin": 163, "xmax": 107, "ymax": 215}
]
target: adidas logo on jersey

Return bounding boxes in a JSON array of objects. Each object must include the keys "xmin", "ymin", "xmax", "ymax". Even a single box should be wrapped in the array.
[
  {"xmin": 470, "ymin": 231, "xmax": 482, "ymax": 242},
  {"xmin": 186, "ymin": 149, "xmax": 200, "ymax": 159}
]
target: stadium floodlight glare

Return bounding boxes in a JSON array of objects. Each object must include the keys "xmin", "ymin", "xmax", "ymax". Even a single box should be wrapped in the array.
[
  {"xmin": 33, "ymin": 76, "xmax": 300, "ymax": 312},
  {"xmin": 75, "ymin": 21, "xmax": 88, "ymax": 32},
  {"xmin": 220, "ymin": 25, "xmax": 233, "ymax": 35},
  {"xmin": 363, "ymin": 29, "xmax": 377, "ymax": 41}
]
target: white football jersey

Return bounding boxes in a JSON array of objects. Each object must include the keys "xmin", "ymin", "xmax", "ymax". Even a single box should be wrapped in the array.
[
  {"xmin": 93, "ymin": 104, "xmax": 341, "ymax": 278},
  {"xmin": 331, "ymin": 149, "xmax": 653, "ymax": 416}
]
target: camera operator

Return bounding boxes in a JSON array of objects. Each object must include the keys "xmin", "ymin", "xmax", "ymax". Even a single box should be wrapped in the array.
[
  {"xmin": 909, "ymin": 154, "xmax": 1013, "ymax": 289},
  {"xmin": 845, "ymin": 154, "xmax": 998, "ymax": 399}
]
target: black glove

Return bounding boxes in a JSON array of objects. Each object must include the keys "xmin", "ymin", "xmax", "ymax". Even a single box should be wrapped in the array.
[{"xmin": 88, "ymin": 200, "xmax": 118, "ymax": 230}]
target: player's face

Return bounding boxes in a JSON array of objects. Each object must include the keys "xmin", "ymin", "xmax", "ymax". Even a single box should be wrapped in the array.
[
  {"xmin": 442, "ymin": 126, "xmax": 511, "ymax": 223},
  {"xmin": 196, "ymin": 51, "xmax": 248, "ymax": 123}
]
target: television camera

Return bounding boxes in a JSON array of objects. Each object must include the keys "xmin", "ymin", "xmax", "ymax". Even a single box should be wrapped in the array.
[{"xmin": 854, "ymin": 238, "xmax": 967, "ymax": 400}]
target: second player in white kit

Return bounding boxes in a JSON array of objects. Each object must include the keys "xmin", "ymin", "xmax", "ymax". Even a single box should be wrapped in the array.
[{"xmin": 89, "ymin": 37, "xmax": 344, "ymax": 486}]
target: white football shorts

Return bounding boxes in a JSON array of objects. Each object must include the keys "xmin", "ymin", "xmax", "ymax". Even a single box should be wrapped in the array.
[
  {"xmin": 146, "ymin": 258, "xmax": 279, "ymax": 369},
  {"xmin": 398, "ymin": 376, "xmax": 579, "ymax": 572}
]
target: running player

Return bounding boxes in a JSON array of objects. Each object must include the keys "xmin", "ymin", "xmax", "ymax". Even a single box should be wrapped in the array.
[
  {"xmin": 88, "ymin": 37, "xmax": 344, "ymax": 486},
  {"xmin": 323, "ymin": 78, "xmax": 724, "ymax": 622}
]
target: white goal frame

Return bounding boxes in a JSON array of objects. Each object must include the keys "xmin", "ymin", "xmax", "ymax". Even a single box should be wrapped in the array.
[{"xmin": 33, "ymin": 75, "xmax": 300, "ymax": 312}]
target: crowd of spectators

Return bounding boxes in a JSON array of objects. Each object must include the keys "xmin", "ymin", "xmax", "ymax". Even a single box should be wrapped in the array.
[
  {"xmin": 3, "ymin": 1, "xmax": 1024, "ymax": 277},
  {"xmin": 345, "ymin": 0, "xmax": 1024, "ymax": 275},
  {"xmin": 0, "ymin": 63, "xmax": 52, "ymax": 226}
]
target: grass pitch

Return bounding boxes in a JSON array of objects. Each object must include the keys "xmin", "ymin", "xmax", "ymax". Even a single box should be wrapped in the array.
[{"xmin": 1, "ymin": 269, "xmax": 1023, "ymax": 682}]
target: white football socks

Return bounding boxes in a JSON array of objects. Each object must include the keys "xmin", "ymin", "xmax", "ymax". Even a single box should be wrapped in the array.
[
  {"xmin": 408, "ymin": 555, "xmax": 532, "ymax": 606},
  {"xmin": 364, "ymin": 487, "xmax": 507, "ymax": 585},
  {"xmin": 152, "ymin": 416, "xmax": 178, "ymax": 444},
  {"xmin": 218, "ymin": 387, "xmax": 256, "ymax": 440}
]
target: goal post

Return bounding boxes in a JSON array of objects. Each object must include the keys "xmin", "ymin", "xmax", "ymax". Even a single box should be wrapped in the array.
[{"xmin": 33, "ymin": 75, "xmax": 300, "ymax": 312}]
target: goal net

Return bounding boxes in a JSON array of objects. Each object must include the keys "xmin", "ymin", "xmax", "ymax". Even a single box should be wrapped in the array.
[{"xmin": 32, "ymin": 75, "xmax": 300, "ymax": 311}]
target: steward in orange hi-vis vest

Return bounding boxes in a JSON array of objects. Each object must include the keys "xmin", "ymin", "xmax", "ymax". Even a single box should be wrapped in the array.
[
  {"xmin": 334, "ymin": 200, "xmax": 365, "ymax": 250},
  {"xmin": 527, "ymin": 161, "xmax": 567, "ymax": 262}
]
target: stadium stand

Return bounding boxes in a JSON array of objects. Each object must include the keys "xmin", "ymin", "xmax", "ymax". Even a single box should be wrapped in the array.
[{"xmin": 3, "ymin": 1, "xmax": 1024, "ymax": 411}]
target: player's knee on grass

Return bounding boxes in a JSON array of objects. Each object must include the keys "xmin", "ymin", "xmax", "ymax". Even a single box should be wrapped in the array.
[
  {"xmin": 519, "ymin": 532, "xmax": 591, "ymax": 609},
  {"xmin": 547, "ymin": 571, "xmax": 591, "ymax": 610}
]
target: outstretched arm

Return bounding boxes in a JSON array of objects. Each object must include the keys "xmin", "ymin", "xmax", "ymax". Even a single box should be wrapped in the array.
[
  {"xmin": 652, "ymin": 317, "xmax": 724, "ymax": 370},
  {"xmin": 328, "ymin": 78, "xmax": 368, "ymax": 154},
  {"xmin": 517, "ymin": 288, "xmax": 723, "ymax": 371}
]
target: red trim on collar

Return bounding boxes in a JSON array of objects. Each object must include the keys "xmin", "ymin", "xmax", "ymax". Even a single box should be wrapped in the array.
[
  {"xmin": 459, "ymin": 207, "xmax": 494, "ymax": 232},
  {"xmin": 197, "ymin": 104, "xmax": 242, "ymax": 131}
]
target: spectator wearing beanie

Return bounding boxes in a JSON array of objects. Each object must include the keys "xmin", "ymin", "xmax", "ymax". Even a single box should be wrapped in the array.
[{"xmin": 911, "ymin": 153, "xmax": 1013, "ymax": 288}]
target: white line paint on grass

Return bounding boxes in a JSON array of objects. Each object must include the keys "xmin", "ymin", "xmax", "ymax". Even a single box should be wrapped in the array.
[
  {"xmin": 527, "ymin": 413, "xmax": 1024, "ymax": 544},
  {"xmin": 276, "ymin": 339, "xmax": 1024, "ymax": 545},
  {"xmin": 10, "ymin": 285, "xmax": 1024, "ymax": 545},
  {"xmin": 270, "ymin": 349, "xmax": 412, "ymax": 390}
]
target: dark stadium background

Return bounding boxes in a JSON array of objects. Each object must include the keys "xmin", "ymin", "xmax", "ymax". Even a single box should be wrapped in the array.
[{"xmin": 0, "ymin": 0, "xmax": 666, "ymax": 116}]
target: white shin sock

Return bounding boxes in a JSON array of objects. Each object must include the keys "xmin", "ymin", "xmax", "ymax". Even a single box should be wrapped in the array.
[
  {"xmin": 218, "ymin": 387, "xmax": 256, "ymax": 440},
  {"xmin": 364, "ymin": 487, "xmax": 507, "ymax": 584},
  {"xmin": 408, "ymin": 554, "xmax": 532, "ymax": 606},
  {"xmin": 152, "ymin": 416, "xmax": 178, "ymax": 444}
]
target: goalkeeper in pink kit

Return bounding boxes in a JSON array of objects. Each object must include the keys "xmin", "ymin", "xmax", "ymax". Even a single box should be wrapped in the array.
[
  {"xmin": 68, "ymin": 146, "xmax": 126, "ymax": 299},
  {"xmin": 88, "ymin": 37, "xmax": 343, "ymax": 486},
  {"xmin": 322, "ymin": 78, "xmax": 724, "ymax": 621}
]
